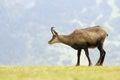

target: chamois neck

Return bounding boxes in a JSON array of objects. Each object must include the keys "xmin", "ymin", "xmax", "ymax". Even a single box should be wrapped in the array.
[{"xmin": 58, "ymin": 35, "xmax": 71, "ymax": 45}]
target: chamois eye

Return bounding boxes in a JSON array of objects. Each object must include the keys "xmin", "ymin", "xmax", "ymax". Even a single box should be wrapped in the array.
[{"xmin": 48, "ymin": 25, "xmax": 108, "ymax": 66}]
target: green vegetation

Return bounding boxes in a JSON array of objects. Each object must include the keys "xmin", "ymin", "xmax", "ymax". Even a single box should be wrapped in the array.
[{"xmin": 0, "ymin": 66, "xmax": 120, "ymax": 80}]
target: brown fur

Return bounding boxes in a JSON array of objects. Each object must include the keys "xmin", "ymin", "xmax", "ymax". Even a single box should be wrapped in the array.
[{"xmin": 48, "ymin": 26, "xmax": 108, "ymax": 66}]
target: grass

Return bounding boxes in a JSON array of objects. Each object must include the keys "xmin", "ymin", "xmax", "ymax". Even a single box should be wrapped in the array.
[{"xmin": 0, "ymin": 66, "xmax": 120, "ymax": 80}]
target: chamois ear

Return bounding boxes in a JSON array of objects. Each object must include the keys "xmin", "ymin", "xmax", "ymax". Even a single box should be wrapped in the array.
[{"xmin": 51, "ymin": 27, "xmax": 58, "ymax": 36}]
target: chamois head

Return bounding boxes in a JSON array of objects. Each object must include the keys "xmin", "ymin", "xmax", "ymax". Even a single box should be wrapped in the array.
[{"xmin": 48, "ymin": 27, "xmax": 60, "ymax": 44}]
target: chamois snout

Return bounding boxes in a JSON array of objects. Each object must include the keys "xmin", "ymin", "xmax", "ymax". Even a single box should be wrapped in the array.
[
  {"xmin": 48, "ymin": 40, "xmax": 52, "ymax": 44},
  {"xmin": 48, "ymin": 35, "xmax": 56, "ymax": 44}
]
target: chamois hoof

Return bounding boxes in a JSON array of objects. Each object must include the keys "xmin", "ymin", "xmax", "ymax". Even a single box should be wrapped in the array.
[
  {"xmin": 89, "ymin": 63, "xmax": 93, "ymax": 66},
  {"xmin": 95, "ymin": 64, "xmax": 103, "ymax": 66},
  {"xmin": 75, "ymin": 64, "xmax": 80, "ymax": 66}
]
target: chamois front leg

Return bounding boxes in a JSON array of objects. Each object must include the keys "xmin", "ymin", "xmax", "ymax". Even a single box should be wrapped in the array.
[
  {"xmin": 76, "ymin": 49, "xmax": 81, "ymax": 66},
  {"xmin": 84, "ymin": 48, "xmax": 92, "ymax": 66}
]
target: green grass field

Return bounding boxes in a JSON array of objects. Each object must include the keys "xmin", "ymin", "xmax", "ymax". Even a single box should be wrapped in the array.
[{"xmin": 0, "ymin": 66, "xmax": 120, "ymax": 80}]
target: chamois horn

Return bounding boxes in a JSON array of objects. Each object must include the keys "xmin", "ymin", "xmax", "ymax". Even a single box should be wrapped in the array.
[{"xmin": 51, "ymin": 27, "xmax": 58, "ymax": 36}]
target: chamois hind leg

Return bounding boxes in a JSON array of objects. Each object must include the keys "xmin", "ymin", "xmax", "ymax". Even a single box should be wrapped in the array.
[
  {"xmin": 84, "ymin": 48, "xmax": 92, "ymax": 66},
  {"xmin": 96, "ymin": 42, "xmax": 106, "ymax": 66},
  {"xmin": 76, "ymin": 49, "xmax": 81, "ymax": 66}
]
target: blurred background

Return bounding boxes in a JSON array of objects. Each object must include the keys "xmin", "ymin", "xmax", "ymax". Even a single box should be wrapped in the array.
[{"xmin": 0, "ymin": 0, "xmax": 120, "ymax": 66}]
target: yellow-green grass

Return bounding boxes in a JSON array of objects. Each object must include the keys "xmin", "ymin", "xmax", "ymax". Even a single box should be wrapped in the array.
[{"xmin": 0, "ymin": 66, "xmax": 120, "ymax": 80}]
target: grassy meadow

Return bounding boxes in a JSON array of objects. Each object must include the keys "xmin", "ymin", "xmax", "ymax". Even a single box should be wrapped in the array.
[{"xmin": 0, "ymin": 66, "xmax": 120, "ymax": 80}]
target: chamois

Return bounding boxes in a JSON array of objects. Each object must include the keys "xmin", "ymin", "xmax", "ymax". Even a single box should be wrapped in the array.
[{"xmin": 48, "ymin": 26, "xmax": 108, "ymax": 66}]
